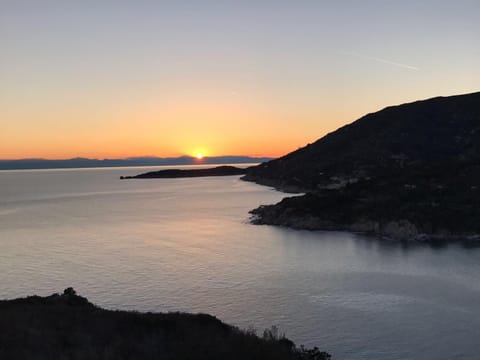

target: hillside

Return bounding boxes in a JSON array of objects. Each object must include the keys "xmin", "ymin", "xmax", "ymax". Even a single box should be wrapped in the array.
[
  {"xmin": 0, "ymin": 288, "xmax": 330, "ymax": 360},
  {"xmin": 244, "ymin": 92, "xmax": 480, "ymax": 242},
  {"xmin": 244, "ymin": 92, "xmax": 480, "ymax": 192}
]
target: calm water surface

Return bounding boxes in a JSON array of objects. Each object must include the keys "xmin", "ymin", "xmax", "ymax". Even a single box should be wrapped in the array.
[{"xmin": 1, "ymin": 166, "xmax": 479, "ymax": 360}]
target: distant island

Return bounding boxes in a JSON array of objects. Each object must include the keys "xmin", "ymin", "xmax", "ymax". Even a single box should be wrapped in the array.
[
  {"xmin": 0, "ymin": 288, "xmax": 330, "ymax": 360},
  {"xmin": 243, "ymin": 91, "xmax": 480, "ymax": 244},
  {"xmin": 0, "ymin": 156, "xmax": 271, "ymax": 171},
  {"xmin": 121, "ymin": 165, "xmax": 247, "ymax": 179}
]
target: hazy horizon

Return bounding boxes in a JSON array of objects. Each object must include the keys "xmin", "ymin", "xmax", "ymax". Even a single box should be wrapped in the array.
[
  {"xmin": 0, "ymin": 154, "xmax": 272, "ymax": 171},
  {"xmin": 0, "ymin": 154, "xmax": 272, "ymax": 161}
]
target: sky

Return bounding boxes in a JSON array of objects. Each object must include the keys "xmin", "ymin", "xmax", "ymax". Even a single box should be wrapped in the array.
[{"xmin": 1, "ymin": 0, "xmax": 479, "ymax": 159}]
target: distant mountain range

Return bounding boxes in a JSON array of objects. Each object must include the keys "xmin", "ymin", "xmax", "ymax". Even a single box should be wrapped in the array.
[
  {"xmin": 244, "ymin": 91, "xmax": 480, "ymax": 243},
  {"xmin": 0, "ymin": 156, "xmax": 272, "ymax": 170}
]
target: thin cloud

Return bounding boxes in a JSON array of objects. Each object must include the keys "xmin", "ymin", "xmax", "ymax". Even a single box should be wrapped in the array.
[{"xmin": 346, "ymin": 51, "xmax": 420, "ymax": 71}]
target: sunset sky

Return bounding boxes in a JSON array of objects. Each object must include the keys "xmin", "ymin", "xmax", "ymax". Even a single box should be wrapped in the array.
[{"xmin": 1, "ymin": 0, "xmax": 479, "ymax": 159}]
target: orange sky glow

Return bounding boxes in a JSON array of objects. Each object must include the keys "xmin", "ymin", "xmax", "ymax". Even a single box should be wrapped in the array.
[{"xmin": 1, "ymin": 2, "xmax": 478, "ymax": 160}]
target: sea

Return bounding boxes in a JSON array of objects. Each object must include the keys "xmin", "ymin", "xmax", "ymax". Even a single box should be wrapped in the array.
[{"xmin": 1, "ymin": 165, "xmax": 479, "ymax": 360}]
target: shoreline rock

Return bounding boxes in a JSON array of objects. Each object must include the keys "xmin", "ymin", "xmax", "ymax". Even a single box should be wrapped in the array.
[{"xmin": 249, "ymin": 204, "xmax": 480, "ymax": 246}]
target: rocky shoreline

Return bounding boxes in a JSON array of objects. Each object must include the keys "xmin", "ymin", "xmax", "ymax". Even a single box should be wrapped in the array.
[
  {"xmin": 249, "ymin": 195, "xmax": 480, "ymax": 246},
  {"xmin": 250, "ymin": 209, "xmax": 480, "ymax": 246}
]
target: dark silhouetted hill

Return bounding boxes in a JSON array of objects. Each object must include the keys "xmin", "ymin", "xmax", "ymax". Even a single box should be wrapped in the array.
[
  {"xmin": 244, "ymin": 92, "xmax": 480, "ymax": 191},
  {"xmin": 0, "ymin": 288, "xmax": 330, "ymax": 360},
  {"xmin": 244, "ymin": 92, "xmax": 480, "ymax": 242}
]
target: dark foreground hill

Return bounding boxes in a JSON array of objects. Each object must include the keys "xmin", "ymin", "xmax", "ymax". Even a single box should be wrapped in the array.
[
  {"xmin": 244, "ymin": 92, "xmax": 480, "ymax": 242},
  {"xmin": 0, "ymin": 288, "xmax": 330, "ymax": 360}
]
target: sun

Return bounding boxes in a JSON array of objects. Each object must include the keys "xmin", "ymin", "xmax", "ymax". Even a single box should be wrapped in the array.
[{"xmin": 195, "ymin": 152, "xmax": 204, "ymax": 160}]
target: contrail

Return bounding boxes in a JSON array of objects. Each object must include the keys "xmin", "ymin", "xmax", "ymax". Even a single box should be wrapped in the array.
[{"xmin": 346, "ymin": 51, "xmax": 420, "ymax": 71}]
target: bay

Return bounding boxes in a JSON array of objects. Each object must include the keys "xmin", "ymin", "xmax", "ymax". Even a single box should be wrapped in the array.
[{"xmin": 1, "ymin": 166, "xmax": 479, "ymax": 360}]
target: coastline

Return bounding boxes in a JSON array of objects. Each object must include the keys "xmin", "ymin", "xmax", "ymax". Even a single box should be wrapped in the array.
[
  {"xmin": 243, "ymin": 176, "xmax": 480, "ymax": 246},
  {"xmin": 249, "ymin": 208, "xmax": 480, "ymax": 246}
]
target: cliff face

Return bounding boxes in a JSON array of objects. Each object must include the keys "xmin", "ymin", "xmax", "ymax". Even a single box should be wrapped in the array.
[
  {"xmin": 244, "ymin": 92, "xmax": 480, "ymax": 241},
  {"xmin": 0, "ymin": 289, "xmax": 330, "ymax": 360}
]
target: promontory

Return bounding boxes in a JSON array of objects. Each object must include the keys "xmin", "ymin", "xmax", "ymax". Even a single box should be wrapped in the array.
[
  {"xmin": 243, "ymin": 91, "xmax": 480, "ymax": 244},
  {"xmin": 121, "ymin": 165, "xmax": 246, "ymax": 179}
]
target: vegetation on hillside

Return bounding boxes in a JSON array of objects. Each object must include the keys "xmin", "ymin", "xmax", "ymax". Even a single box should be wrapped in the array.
[
  {"xmin": 0, "ymin": 288, "xmax": 331, "ymax": 360},
  {"xmin": 244, "ymin": 92, "xmax": 480, "ymax": 192}
]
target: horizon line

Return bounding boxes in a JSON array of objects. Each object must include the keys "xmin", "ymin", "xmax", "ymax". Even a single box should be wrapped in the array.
[{"xmin": 0, "ymin": 154, "xmax": 275, "ymax": 162}]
